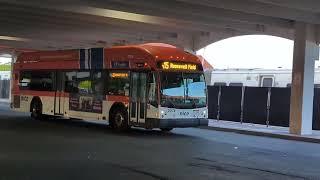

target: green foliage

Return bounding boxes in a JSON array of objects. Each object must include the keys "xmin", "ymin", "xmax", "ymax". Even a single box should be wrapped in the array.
[{"xmin": 0, "ymin": 64, "xmax": 11, "ymax": 71}]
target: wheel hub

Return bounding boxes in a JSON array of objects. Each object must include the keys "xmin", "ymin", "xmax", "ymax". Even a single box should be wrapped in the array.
[{"xmin": 115, "ymin": 112, "xmax": 124, "ymax": 126}]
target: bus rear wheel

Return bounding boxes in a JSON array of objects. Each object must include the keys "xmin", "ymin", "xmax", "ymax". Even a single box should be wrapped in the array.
[
  {"xmin": 110, "ymin": 108, "xmax": 129, "ymax": 131},
  {"xmin": 31, "ymin": 100, "xmax": 43, "ymax": 120}
]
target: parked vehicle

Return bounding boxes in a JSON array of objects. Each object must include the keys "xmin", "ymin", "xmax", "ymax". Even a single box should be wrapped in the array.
[{"xmin": 208, "ymin": 68, "xmax": 320, "ymax": 87}]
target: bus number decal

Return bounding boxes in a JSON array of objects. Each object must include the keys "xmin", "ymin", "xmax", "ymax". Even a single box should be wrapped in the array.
[
  {"xmin": 180, "ymin": 112, "xmax": 189, "ymax": 116},
  {"xmin": 21, "ymin": 96, "xmax": 28, "ymax": 102}
]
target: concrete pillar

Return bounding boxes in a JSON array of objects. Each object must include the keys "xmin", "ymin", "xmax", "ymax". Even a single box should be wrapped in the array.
[
  {"xmin": 9, "ymin": 51, "xmax": 16, "ymax": 101},
  {"xmin": 289, "ymin": 22, "xmax": 319, "ymax": 135},
  {"xmin": 175, "ymin": 33, "xmax": 197, "ymax": 53}
]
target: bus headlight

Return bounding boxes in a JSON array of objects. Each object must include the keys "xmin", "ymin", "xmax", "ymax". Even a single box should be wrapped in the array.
[
  {"xmin": 160, "ymin": 110, "xmax": 165, "ymax": 118},
  {"xmin": 202, "ymin": 110, "xmax": 207, "ymax": 118}
]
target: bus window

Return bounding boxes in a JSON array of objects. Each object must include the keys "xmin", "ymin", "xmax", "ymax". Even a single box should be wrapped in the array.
[
  {"xmin": 229, "ymin": 83, "xmax": 243, "ymax": 87},
  {"xmin": 76, "ymin": 71, "xmax": 92, "ymax": 94},
  {"xmin": 19, "ymin": 71, "xmax": 54, "ymax": 91},
  {"xmin": 65, "ymin": 71, "xmax": 77, "ymax": 92},
  {"xmin": 147, "ymin": 72, "xmax": 158, "ymax": 107},
  {"xmin": 261, "ymin": 77, "xmax": 273, "ymax": 87},
  {"xmin": 160, "ymin": 72, "xmax": 206, "ymax": 109},
  {"xmin": 106, "ymin": 71, "xmax": 130, "ymax": 96},
  {"xmin": 92, "ymin": 71, "xmax": 104, "ymax": 96},
  {"xmin": 213, "ymin": 82, "xmax": 226, "ymax": 86}
]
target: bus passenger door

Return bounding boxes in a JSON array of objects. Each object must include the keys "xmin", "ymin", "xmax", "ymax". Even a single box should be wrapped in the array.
[
  {"xmin": 55, "ymin": 72, "xmax": 65, "ymax": 115},
  {"xmin": 130, "ymin": 72, "xmax": 147, "ymax": 124}
]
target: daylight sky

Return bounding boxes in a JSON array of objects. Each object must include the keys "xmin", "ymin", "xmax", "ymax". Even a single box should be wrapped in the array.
[
  {"xmin": 196, "ymin": 35, "xmax": 319, "ymax": 69},
  {"xmin": 0, "ymin": 57, "xmax": 11, "ymax": 65}
]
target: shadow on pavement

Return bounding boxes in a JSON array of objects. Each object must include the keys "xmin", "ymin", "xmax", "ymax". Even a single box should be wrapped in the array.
[{"xmin": 0, "ymin": 107, "xmax": 192, "ymax": 139}]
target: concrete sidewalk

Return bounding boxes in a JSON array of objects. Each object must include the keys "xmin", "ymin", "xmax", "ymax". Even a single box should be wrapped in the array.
[
  {"xmin": 202, "ymin": 119, "xmax": 320, "ymax": 143},
  {"xmin": 0, "ymin": 98, "xmax": 9, "ymax": 103}
]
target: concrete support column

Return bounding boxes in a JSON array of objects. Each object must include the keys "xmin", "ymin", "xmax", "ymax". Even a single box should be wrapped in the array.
[
  {"xmin": 289, "ymin": 22, "xmax": 319, "ymax": 135},
  {"xmin": 175, "ymin": 33, "xmax": 197, "ymax": 54},
  {"xmin": 9, "ymin": 51, "xmax": 17, "ymax": 102}
]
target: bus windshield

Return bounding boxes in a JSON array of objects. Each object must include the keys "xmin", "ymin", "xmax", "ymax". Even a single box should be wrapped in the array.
[{"xmin": 160, "ymin": 72, "xmax": 206, "ymax": 109}]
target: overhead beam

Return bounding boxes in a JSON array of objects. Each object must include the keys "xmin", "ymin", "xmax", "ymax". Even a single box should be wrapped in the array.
[
  {"xmin": 253, "ymin": 0, "xmax": 320, "ymax": 13},
  {"xmin": 175, "ymin": 0, "xmax": 320, "ymax": 25},
  {"xmin": 89, "ymin": 0, "xmax": 292, "ymax": 28},
  {"xmin": 0, "ymin": 0, "xmax": 304, "ymax": 50},
  {"xmin": 0, "ymin": 15, "xmax": 176, "ymax": 41},
  {"xmin": 0, "ymin": 1, "xmax": 292, "ymax": 33}
]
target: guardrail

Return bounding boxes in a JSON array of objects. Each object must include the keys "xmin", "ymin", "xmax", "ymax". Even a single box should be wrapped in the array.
[{"xmin": 207, "ymin": 86, "xmax": 320, "ymax": 130}]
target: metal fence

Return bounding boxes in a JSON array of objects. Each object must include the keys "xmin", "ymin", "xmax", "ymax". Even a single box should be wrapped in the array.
[{"xmin": 207, "ymin": 86, "xmax": 320, "ymax": 130}]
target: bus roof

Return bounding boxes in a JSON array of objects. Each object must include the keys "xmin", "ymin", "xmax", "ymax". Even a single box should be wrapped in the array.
[
  {"xmin": 106, "ymin": 43, "xmax": 200, "ymax": 64},
  {"xmin": 15, "ymin": 43, "xmax": 203, "ymax": 70}
]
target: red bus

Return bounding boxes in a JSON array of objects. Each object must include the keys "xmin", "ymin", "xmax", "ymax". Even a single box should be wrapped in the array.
[{"xmin": 11, "ymin": 43, "xmax": 208, "ymax": 131}]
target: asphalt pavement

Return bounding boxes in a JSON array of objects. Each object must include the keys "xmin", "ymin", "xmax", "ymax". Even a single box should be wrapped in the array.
[{"xmin": 0, "ymin": 102, "xmax": 320, "ymax": 180}]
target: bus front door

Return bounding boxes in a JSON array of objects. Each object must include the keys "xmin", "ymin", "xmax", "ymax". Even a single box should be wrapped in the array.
[
  {"xmin": 54, "ymin": 72, "xmax": 65, "ymax": 115},
  {"xmin": 130, "ymin": 72, "xmax": 147, "ymax": 125}
]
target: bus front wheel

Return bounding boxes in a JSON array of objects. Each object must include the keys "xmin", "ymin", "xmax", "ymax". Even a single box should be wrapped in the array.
[{"xmin": 110, "ymin": 108, "xmax": 129, "ymax": 131}]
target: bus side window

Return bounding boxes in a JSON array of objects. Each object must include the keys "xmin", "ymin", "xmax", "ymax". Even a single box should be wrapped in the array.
[
  {"xmin": 19, "ymin": 71, "xmax": 54, "ymax": 91},
  {"xmin": 76, "ymin": 71, "xmax": 91, "ymax": 94},
  {"xmin": 19, "ymin": 71, "xmax": 31, "ymax": 90},
  {"xmin": 106, "ymin": 71, "xmax": 129, "ymax": 96},
  {"xmin": 65, "ymin": 71, "xmax": 77, "ymax": 93},
  {"xmin": 92, "ymin": 71, "xmax": 104, "ymax": 99},
  {"xmin": 147, "ymin": 72, "xmax": 158, "ymax": 107}
]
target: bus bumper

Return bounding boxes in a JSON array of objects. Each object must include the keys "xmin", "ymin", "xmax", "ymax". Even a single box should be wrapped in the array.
[{"xmin": 146, "ymin": 118, "xmax": 208, "ymax": 128}]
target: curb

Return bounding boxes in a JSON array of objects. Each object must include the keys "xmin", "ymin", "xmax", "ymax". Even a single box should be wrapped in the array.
[{"xmin": 200, "ymin": 126, "xmax": 320, "ymax": 144}]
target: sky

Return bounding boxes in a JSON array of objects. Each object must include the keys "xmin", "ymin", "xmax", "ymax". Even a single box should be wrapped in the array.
[
  {"xmin": 197, "ymin": 35, "xmax": 299, "ymax": 69},
  {"xmin": 0, "ymin": 57, "xmax": 11, "ymax": 65}
]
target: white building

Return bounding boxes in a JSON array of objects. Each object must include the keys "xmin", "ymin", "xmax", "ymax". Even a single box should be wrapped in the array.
[{"xmin": 208, "ymin": 68, "xmax": 320, "ymax": 88}]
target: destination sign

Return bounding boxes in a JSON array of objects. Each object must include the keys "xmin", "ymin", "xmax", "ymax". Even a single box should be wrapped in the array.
[
  {"xmin": 110, "ymin": 72, "xmax": 128, "ymax": 78},
  {"xmin": 160, "ymin": 62, "xmax": 197, "ymax": 70}
]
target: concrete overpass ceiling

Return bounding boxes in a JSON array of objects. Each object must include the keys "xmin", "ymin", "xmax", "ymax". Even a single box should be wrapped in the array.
[
  {"xmin": 0, "ymin": 0, "xmax": 316, "ymax": 51},
  {"xmin": 176, "ymin": 0, "xmax": 320, "ymax": 24},
  {"xmin": 254, "ymin": 0, "xmax": 320, "ymax": 13}
]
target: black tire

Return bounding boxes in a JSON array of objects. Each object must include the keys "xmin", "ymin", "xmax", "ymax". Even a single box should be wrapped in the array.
[
  {"xmin": 110, "ymin": 108, "xmax": 129, "ymax": 131},
  {"xmin": 160, "ymin": 128, "xmax": 173, "ymax": 132},
  {"xmin": 30, "ymin": 99, "xmax": 43, "ymax": 120}
]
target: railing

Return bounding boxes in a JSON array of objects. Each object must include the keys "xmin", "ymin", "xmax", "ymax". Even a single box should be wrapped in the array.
[{"xmin": 207, "ymin": 86, "xmax": 320, "ymax": 130}]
